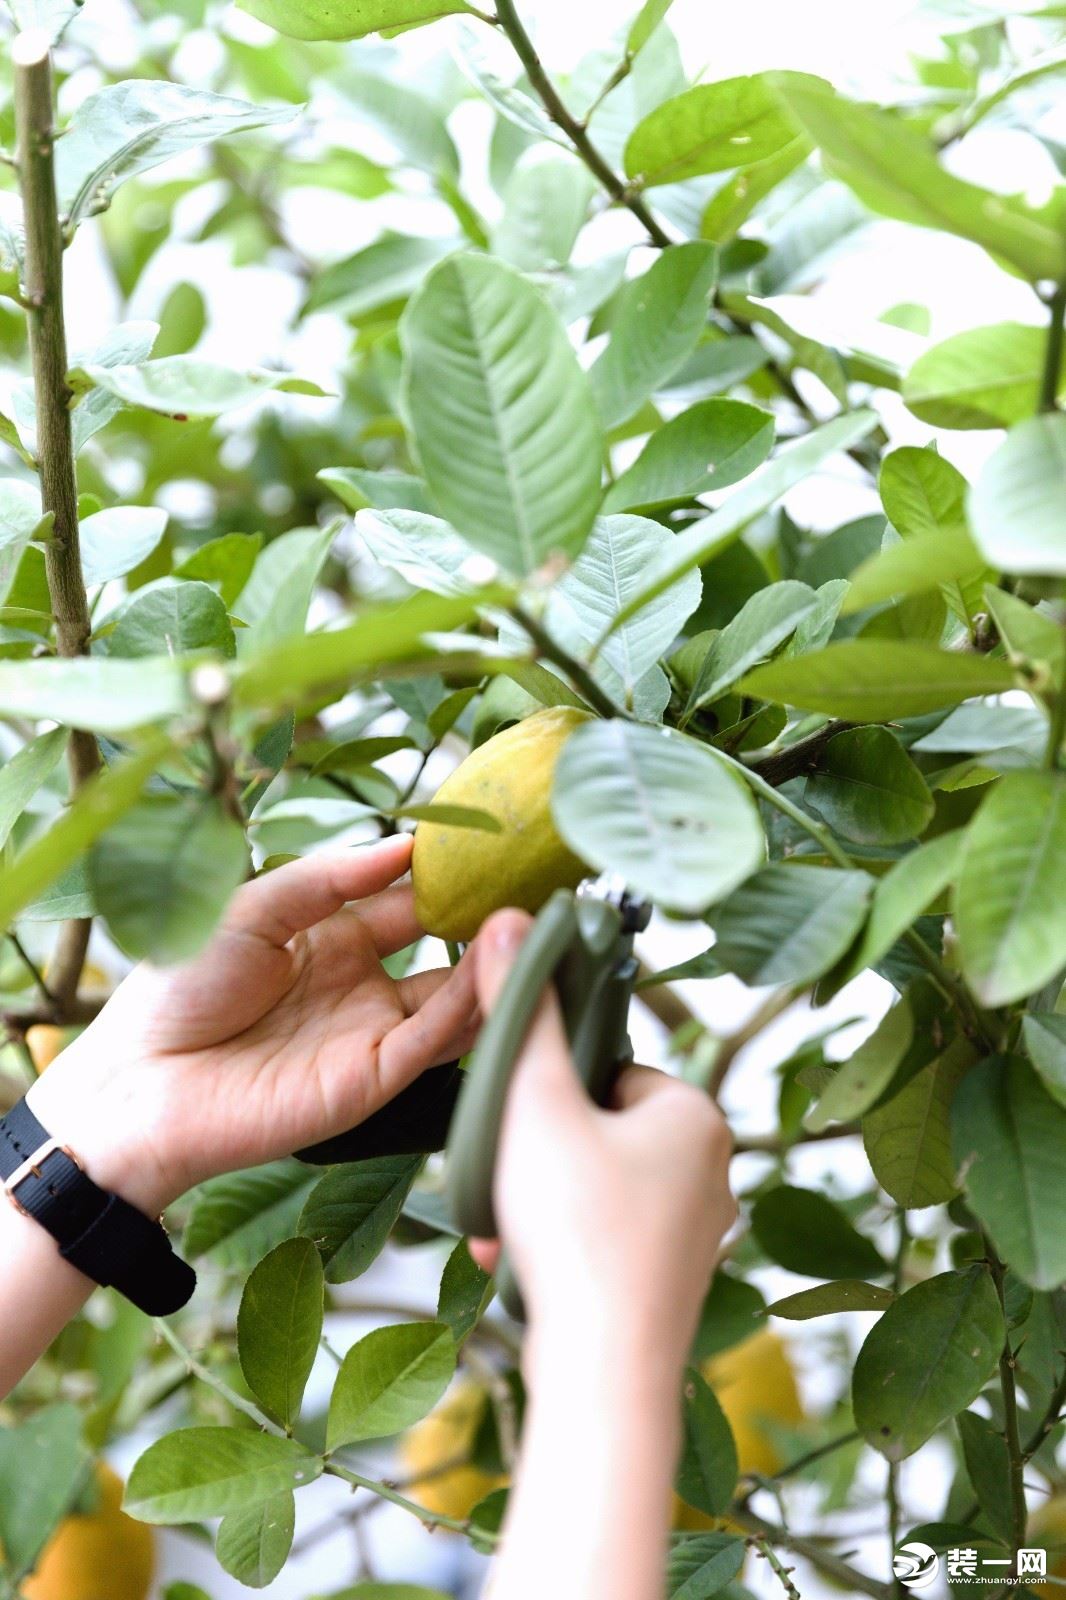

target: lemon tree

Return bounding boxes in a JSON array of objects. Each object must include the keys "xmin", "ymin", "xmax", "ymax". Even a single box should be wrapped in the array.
[{"xmin": 0, "ymin": 1, "xmax": 1064, "ymax": 1597}]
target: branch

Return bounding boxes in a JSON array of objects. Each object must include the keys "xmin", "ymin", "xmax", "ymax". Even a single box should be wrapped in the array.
[
  {"xmin": 14, "ymin": 32, "xmax": 99, "ymax": 1010},
  {"xmin": 732, "ymin": 1124, "xmax": 859, "ymax": 1155},
  {"xmin": 634, "ymin": 961, "xmax": 699, "ymax": 1032},
  {"xmin": 746, "ymin": 720, "xmax": 856, "ymax": 786},
  {"xmin": 727, "ymin": 1504, "xmax": 895, "ymax": 1600},
  {"xmin": 510, "ymin": 600, "xmax": 629, "ymax": 721},
  {"xmin": 1039, "ymin": 284, "xmax": 1065, "ymax": 415},
  {"xmin": 707, "ymin": 987, "xmax": 802, "ymax": 1101},
  {"xmin": 988, "ymin": 1247, "xmax": 1028, "ymax": 1574}
]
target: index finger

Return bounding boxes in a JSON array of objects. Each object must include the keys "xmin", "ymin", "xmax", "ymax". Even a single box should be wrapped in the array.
[{"xmin": 225, "ymin": 835, "xmax": 413, "ymax": 948}]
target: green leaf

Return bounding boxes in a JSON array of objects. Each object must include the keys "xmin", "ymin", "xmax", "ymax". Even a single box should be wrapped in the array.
[
  {"xmin": 71, "ymin": 357, "xmax": 328, "ymax": 419},
  {"xmin": 984, "ymin": 584, "xmax": 1064, "ymax": 676},
  {"xmin": 298, "ymin": 1156, "xmax": 422, "ymax": 1284},
  {"xmin": 843, "ymin": 520, "xmax": 987, "ymax": 615},
  {"xmin": 0, "ymin": 480, "xmax": 46, "ymax": 608},
  {"xmin": 864, "ymin": 1037, "xmax": 973, "ymax": 1208},
  {"xmin": 624, "ymin": 73, "xmax": 809, "ymax": 187},
  {"xmin": 302, "ymin": 233, "xmax": 455, "ymax": 319},
  {"xmin": 804, "ymin": 999, "xmax": 913, "ymax": 1132},
  {"xmin": 110, "ymin": 580, "xmax": 236, "ymax": 659},
  {"xmin": 393, "ymin": 803, "xmax": 501, "ymax": 830},
  {"xmin": 174, "ymin": 532, "xmax": 262, "ymax": 608},
  {"xmin": 0, "ymin": 726, "xmax": 66, "ymax": 852},
  {"xmin": 700, "ymin": 137, "xmax": 811, "ymax": 244},
  {"xmin": 805, "ymin": 727, "xmax": 934, "ymax": 846},
  {"xmin": 89, "ymin": 794, "xmax": 249, "ymax": 964},
  {"xmin": 769, "ymin": 75, "xmax": 1066, "ymax": 283},
  {"xmin": 355, "ymin": 510, "xmax": 473, "ymax": 596},
  {"xmin": 238, "ymin": 0, "xmax": 474, "ymax": 39},
  {"xmin": 216, "ymin": 1493, "xmax": 295, "ymax": 1590},
  {"xmin": 852, "ymin": 1268, "xmax": 1004, "ymax": 1460},
  {"xmin": 0, "ymin": 1405, "xmax": 85, "ymax": 1579},
  {"xmin": 78, "ymin": 506, "xmax": 168, "ymax": 586},
  {"xmin": 768, "ymin": 1281, "xmax": 895, "ymax": 1319},
  {"xmin": 708, "ymin": 865, "xmax": 872, "ymax": 987},
  {"xmin": 5, "ymin": 0, "xmax": 82, "ymax": 44},
  {"xmin": 955, "ymin": 771, "xmax": 1066, "ymax": 1006},
  {"xmin": 125, "ymin": 1429, "xmax": 321, "ymax": 1523},
  {"xmin": 665, "ymin": 1533, "xmax": 746, "ymax": 1600},
  {"xmin": 552, "ymin": 720, "xmax": 765, "ymax": 913},
  {"xmin": 627, "ymin": 0, "xmax": 676, "ymax": 55},
  {"xmin": 402, "ymin": 254, "xmax": 601, "ymax": 575},
  {"xmin": 739, "ymin": 640, "xmax": 1015, "ymax": 721},
  {"xmin": 320, "ymin": 469, "xmax": 431, "ymax": 516},
  {"xmin": 602, "ymin": 399, "xmax": 775, "ymax": 513},
  {"xmin": 952, "ymin": 1056, "xmax": 1066, "ymax": 1291},
  {"xmin": 684, "ymin": 580, "xmax": 818, "ymax": 715},
  {"xmin": 969, "ymin": 414, "xmax": 1066, "ymax": 576},
  {"xmin": 69, "ymin": 320, "xmax": 159, "ymax": 454},
  {"xmin": 957, "ymin": 1411, "xmax": 1013, "ymax": 1547},
  {"xmin": 326, "ymin": 1322, "xmax": 456, "ymax": 1450},
  {"xmin": 492, "ymin": 150, "xmax": 594, "ymax": 272},
  {"xmin": 237, "ymin": 1239, "xmax": 324, "ymax": 1430},
  {"xmin": 1021, "ymin": 1013, "xmax": 1066, "ymax": 1109},
  {"xmin": 609, "ymin": 411, "xmax": 878, "ymax": 632},
  {"xmin": 903, "ymin": 323, "xmax": 1054, "ymax": 429},
  {"xmin": 437, "ymin": 1239, "xmax": 493, "ymax": 1347},
  {"xmin": 57, "ymin": 83, "xmax": 297, "ymax": 231},
  {"xmin": 341, "ymin": 68, "xmax": 459, "ymax": 177},
  {"xmin": 675, "ymin": 1368, "xmax": 738, "ymax": 1517},
  {"xmin": 185, "ymin": 1161, "xmax": 317, "ymax": 1270},
  {"xmin": 833, "ymin": 831, "xmax": 962, "ymax": 988},
  {"xmin": 751, "ymin": 1185, "xmax": 887, "ymax": 1279},
  {"xmin": 589, "ymin": 243, "xmax": 718, "ymax": 429},
  {"xmin": 236, "ymin": 525, "xmax": 337, "ymax": 649},
  {"xmin": 0, "ymin": 738, "xmax": 169, "ymax": 929}
]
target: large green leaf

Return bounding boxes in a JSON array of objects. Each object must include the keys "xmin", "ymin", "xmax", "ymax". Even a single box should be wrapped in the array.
[
  {"xmin": 952, "ymin": 1057, "xmax": 1066, "ymax": 1291},
  {"xmin": 402, "ymin": 254, "xmax": 600, "ymax": 575},
  {"xmin": 957, "ymin": 1411, "xmax": 1013, "ymax": 1547},
  {"xmin": 355, "ymin": 510, "xmax": 473, "ymax": 597},
  {"xmin": 238, "ymin": 0, "xmax": 474, "ymax": 38},
  {"xmin": 69, "ymin": 320, "xmax": 159, "ymax": 453},
  {"xmin": 70, "ymin": 357, "xmax": 327, "ymax": 420},
  {"xmin": 302, "ymin": 233, "xmax": 455, "ymax": 319},
  {"xmin": 684, "ymin": 580, "xmax": 818, "ymax": 715},
  {"xmin": 125, "ymin": 1429, "xmax": 321, "ymax": 1523},
  {"xmin": 1022, "ymin": 1013, "xmax": 1066, "ymax": 1109},
  {"xmin": 437, "ymin": 1239, "xmax": 493, "ymax": 1347},
  {"xmin": 0, "ymin": 480, "xmax": 46, "ymax": 608},
  {"xmin": 5, "ymin": 0, "xmax": 82, "ymax": 43},
  {"xmin": 954, "ymin": 771, "xmax": 1066, "ymax": 1006},
  {"xmin": 739, "ymin": 640, "xmax": 1015, "ymax": 721},
  {"xmin": 804, "ymin": 727, "xmax": 934, "ymax": 846},
  {"xmin": 184, "ymin": 1161, "xmax": 318, "ymax": 1270},
  {"xmin": 863, "ymin": 1038, "xmax": 973, "ymax": 1208},
  {"xmin": 56, "ymin": 83, "xmax": 297, "ymax": 230},
  {"xmin": 216, "ymin": 1493, "xmax": 295, "ymax": 1591},
  {"xmin": 326, "ymin": 1322, "xmax": 455, "ymax": 1450},
  {"xmin": 80, "ymin": 506, "xmax": 168, "ymax": 586},
  {"xmin": 237, "ymin": 1239, "xmax": 324, "ymax": 1430},
  {"xmin": 969, "ymin": 414, "xmax": 1066, "ymax": 576},
  {"xmin": 299, "ymin": 1156, "xmax": 422, "ymax": 1284},
  {"xmin": 665, "ymin": 1534, "xmax": 746, "ymax": 1600},
  {"xmin": 903, "ymin": 323, "xmax": 1054, "ymax": 429},
  {"xmin": 804, "ymin": 998, "xmax": 914, "ymax": 1132},
  {"xmin": 608, "ymin": 411, "xmax": 878, "ymax": 631},
  {"xmin": 769, "ymin": 75, "xmax": 1066, "ymax": 283},
  {"xmin": 675, "ymin": 1369, "xmax": 738, "ymax": 1517},
  {"xmin": 0, "ymin": 738, "xmax": 169, "ymax": 930},
  {"xmin": 852, "ymin": 1268, "xmax": 1004, "ymax": 1460},
  {"xmin": 589, "ymin": 243, "xmax": 718, "ymax": 430},
  {"xmin": 0, "ymin": 1406, "xmax": 85, "ymax": 1580},
  {"xmin": 751, "ymin": 1185, "xmax": 886, "ymax": 1279},
  {"xmin": 552, "ymin": 720, "xmax": 765, "ymax": 913},
  {"xmin": 0, "ymin": 726, "xmax": 66, "ymax": 852},
  {"xmin": 624, "ymin": 73, "xmax": 809, "ymax": 187},
  {"xmin": 341, "ymin": 68, "xmax": 460, "ymax": 177},
  {"xmin": 236, "ymin": 525, "xmax": 336, "ymax": 650},
  {"xmin": 492, "ymin": 150, "xmax": 594, "ymax": 272},
  {"xmin": 602, "ymin": 398, "xmax": 774, "ymax": 513},
  {"xmin": 110, "ymin": 580, "xmax": 236, "ymax": 659},
  {"xmin": 708, "ymin": 864, "xmax": 872, "ymax": 987},
  {"xmin": 833, "ymin": 832, "xmax": 962, "ymax": 987},
  {"xmin": 88, "ymin": 794, "xmax": 249, "ymax": 964},
  {"xmin": 768, "ymin": 1281, "xmax": 895, "ymax": 1320}
]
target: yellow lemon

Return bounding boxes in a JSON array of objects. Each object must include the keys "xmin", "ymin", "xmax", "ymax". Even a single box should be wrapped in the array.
[
  {"xmin": 23, "ymin": 1463, "xmax": 155, "ymax": 1600},
  {"xmin": 1027, "ymin": 1494, "xmax": 1066, "ymax": 1598},
  {"xmin": 412, "ymin": 707, "xmax": 590, "ymax": 942},
  {"xmin": 25, "ymin": 1025, "xmax": 70, "ymax": 1075},
  {"xmin": 400, "ymin": 1382, "xmax": 507, "ymax": 1523},
  {"xmin": 674, "ymin": 1329, "xmax": 804, "ymax": 1531}
]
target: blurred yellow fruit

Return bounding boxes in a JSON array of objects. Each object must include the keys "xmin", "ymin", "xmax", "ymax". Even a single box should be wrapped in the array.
[
  {"xmin": 674, "ymin": 1328, "xmax": 804, "ymax": 1531},
  {"xmin": 23, "ymin": 1462, "xmax": 154, "ymax": 1600},
  {"xmin": 412, "ymin": 707, "xmax": 589, "ymax": 943},
  {"xmin": 1028, "ymin": 1494, "xmax": 1066, "ymax": 1598},
  {"xmin": 25, "ymin": 1025, "xmax": 70, "ymax": 1075},
  {"xmin": 400, "ymin": 1382, "xmax": 507, "ymax": 1524}
]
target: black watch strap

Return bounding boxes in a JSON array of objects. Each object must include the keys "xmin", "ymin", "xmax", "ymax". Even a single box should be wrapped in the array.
[{"xmin": 0, "ymin": 1099, "xmax": 195, "ymax": 1316}]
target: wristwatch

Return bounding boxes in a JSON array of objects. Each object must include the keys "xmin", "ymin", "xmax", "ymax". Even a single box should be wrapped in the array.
[{"xmin": 0, "ymin": 1098, "xmax": 196, "ymax": 1315}]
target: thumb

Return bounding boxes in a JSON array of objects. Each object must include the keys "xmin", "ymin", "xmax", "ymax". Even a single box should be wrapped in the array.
[{"xmin": 474, "ymin": 909, "xmax": 585, "ymax": 1122}]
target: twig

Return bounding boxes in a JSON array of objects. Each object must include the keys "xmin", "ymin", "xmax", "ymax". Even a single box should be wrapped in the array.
[
  {"xmin": 1, "ymin": 995, "xmax": 105, "ymax": 1030},
  {"xmin": 732, "ymin": 1125, "xmax": 859, "ymax": 1155},
  {"xmin": 1022, "ymin": 1364, "xmax": 1066, "ymax": 1460},
  {"xmin": 463, "ymin": 1342, "xmax": 518, "ymax": 1470},
  {"xmin": 1039, "ymin": 284, "xmax": 1065, "ymax": 414},
  {"xmin": 324, "ymin": 1460, "xmax": 497, "ymax": 1542},
  {"xmin": 153, "ymin": 1318, "xmax": 287, "ymax": 1437},
  {"xmin": 14, "ymin": 32, "xmax": 99, "ymax": 1009},
  {"xmin": 6, "ymin": 932, "xmax": 56, "ymax": 1008},
  {"xmin": 634, "ymin": 962, "xmax": 698, "ymax": 1032},
  {"xmin": 751, "ymin": 1536, "xmax": 803, "ymax": 1600},
  {"xmin": 727, "ymin": 1504, "xmax": 894, "ymax": 1600},
  {"xmin": 707, "ymin": 987, "xmax": 802, "ymax": 1101},
  {"xmin": 745, "ymin": 721, "xmax": 856, "ymax": 787},
  {"xmin": 510, "ymin": 601, "xmax": 628, "ymax": 721},
  {"xmin": 987, "ymin": 1245, "xmax": 1029, "ymax": 1576}
]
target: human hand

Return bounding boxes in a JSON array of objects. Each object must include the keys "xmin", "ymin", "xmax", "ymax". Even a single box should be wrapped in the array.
[
  {"xmin": 469, "ymin": 909, "xmax": 736, "ymax": 1387},
  {"xmin": 28, "ymin": 835, "xmax": 480, "ymax": 1216}
]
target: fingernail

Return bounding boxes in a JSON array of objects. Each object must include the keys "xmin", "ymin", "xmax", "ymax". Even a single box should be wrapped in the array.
[{"xmin": 492, "ymin": 919, "xmax": 524, "ymax": 955}]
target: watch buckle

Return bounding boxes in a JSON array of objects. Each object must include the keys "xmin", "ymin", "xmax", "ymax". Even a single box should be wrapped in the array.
[{"xmin": 3, "ymin": 1137, "xmax": 81, "ymax": 1217}]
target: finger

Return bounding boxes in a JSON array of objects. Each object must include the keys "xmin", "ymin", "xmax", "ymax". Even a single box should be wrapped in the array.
[
  {"xmin": 226, "ymin": 836, "xmax": 413, "ymax": 948},
  {"xmin": 379, "ymin": 947, "xmax": 480, "ymax": 1095},
  {"xmin": 468, "ymin": 1238, "xmax": 500, "ymax": 1275},
  {"xmin": 474, "ymin": 910, "xmax": 584, "ymax": 1119},
  {"xmin": 611, "ymin": 1063, "xmax": 671, "ymax": 1110},
  {"xmin": 355, "ymin": 884, "xmax": 424, "ymax": 958},
  {"xmin": 397, "ymin": 966, "xmax": 453, "ymax": 1016}
]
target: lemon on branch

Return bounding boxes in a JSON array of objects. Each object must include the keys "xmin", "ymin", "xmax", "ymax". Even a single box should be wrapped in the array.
[
  {"xmin": 400, "ymin": 1382, "xmax": 507, "ymax": 1522},
  {"xmin": 412, "ymin": 706, "xmax": 590, "ymax": 943},
  {"xmin": 23, "ymin": 1462, "xmax": 155, "ymax": 1600}
]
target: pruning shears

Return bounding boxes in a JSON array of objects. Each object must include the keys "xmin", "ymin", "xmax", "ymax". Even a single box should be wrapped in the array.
[{"xmin": 298, "ymin": 875, "xmax": 651, "ymax": 1318}]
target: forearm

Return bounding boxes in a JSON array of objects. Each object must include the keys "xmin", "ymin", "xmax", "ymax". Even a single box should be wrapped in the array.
[
  {"xmin": 0, "ymin": 1200, "xmax": 97, "ymax": 1395},
  {"xmin": 488, "ymin": 1337, "xmax": 681, "ymax": 1600}
]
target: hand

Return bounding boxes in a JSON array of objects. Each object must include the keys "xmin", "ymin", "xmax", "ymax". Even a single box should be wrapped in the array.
[
  {"xmin": 470, "ymin": 909, "xmax": 736, "ymax": 1387},
  {"xmin": 28, "ymin": 836, "xmax": 479, "ymax": 1215}
]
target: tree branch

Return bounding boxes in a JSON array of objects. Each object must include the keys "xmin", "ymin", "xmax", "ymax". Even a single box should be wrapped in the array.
[
  {"xmin": 1039, "ymin": 284, "xmax": 1065, "ymax": 415},
  {"xmin": 510, "ymin": 600, "xmax": 629, "ymax": 721},
  {"xmin": 746, "ymin": 720, "xmax": 856, "ymax": 786},
  {"xmin": 14, "ymin": 32, "xmax": 99, "ymax": 1010},
  {"xmin": 987, "ymin": 1246, "xmax": 1029, "ymax": 1575},
  {"xmin": 727, "ymin": 1504, "xmax": 895, "ymax": 1600}
]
